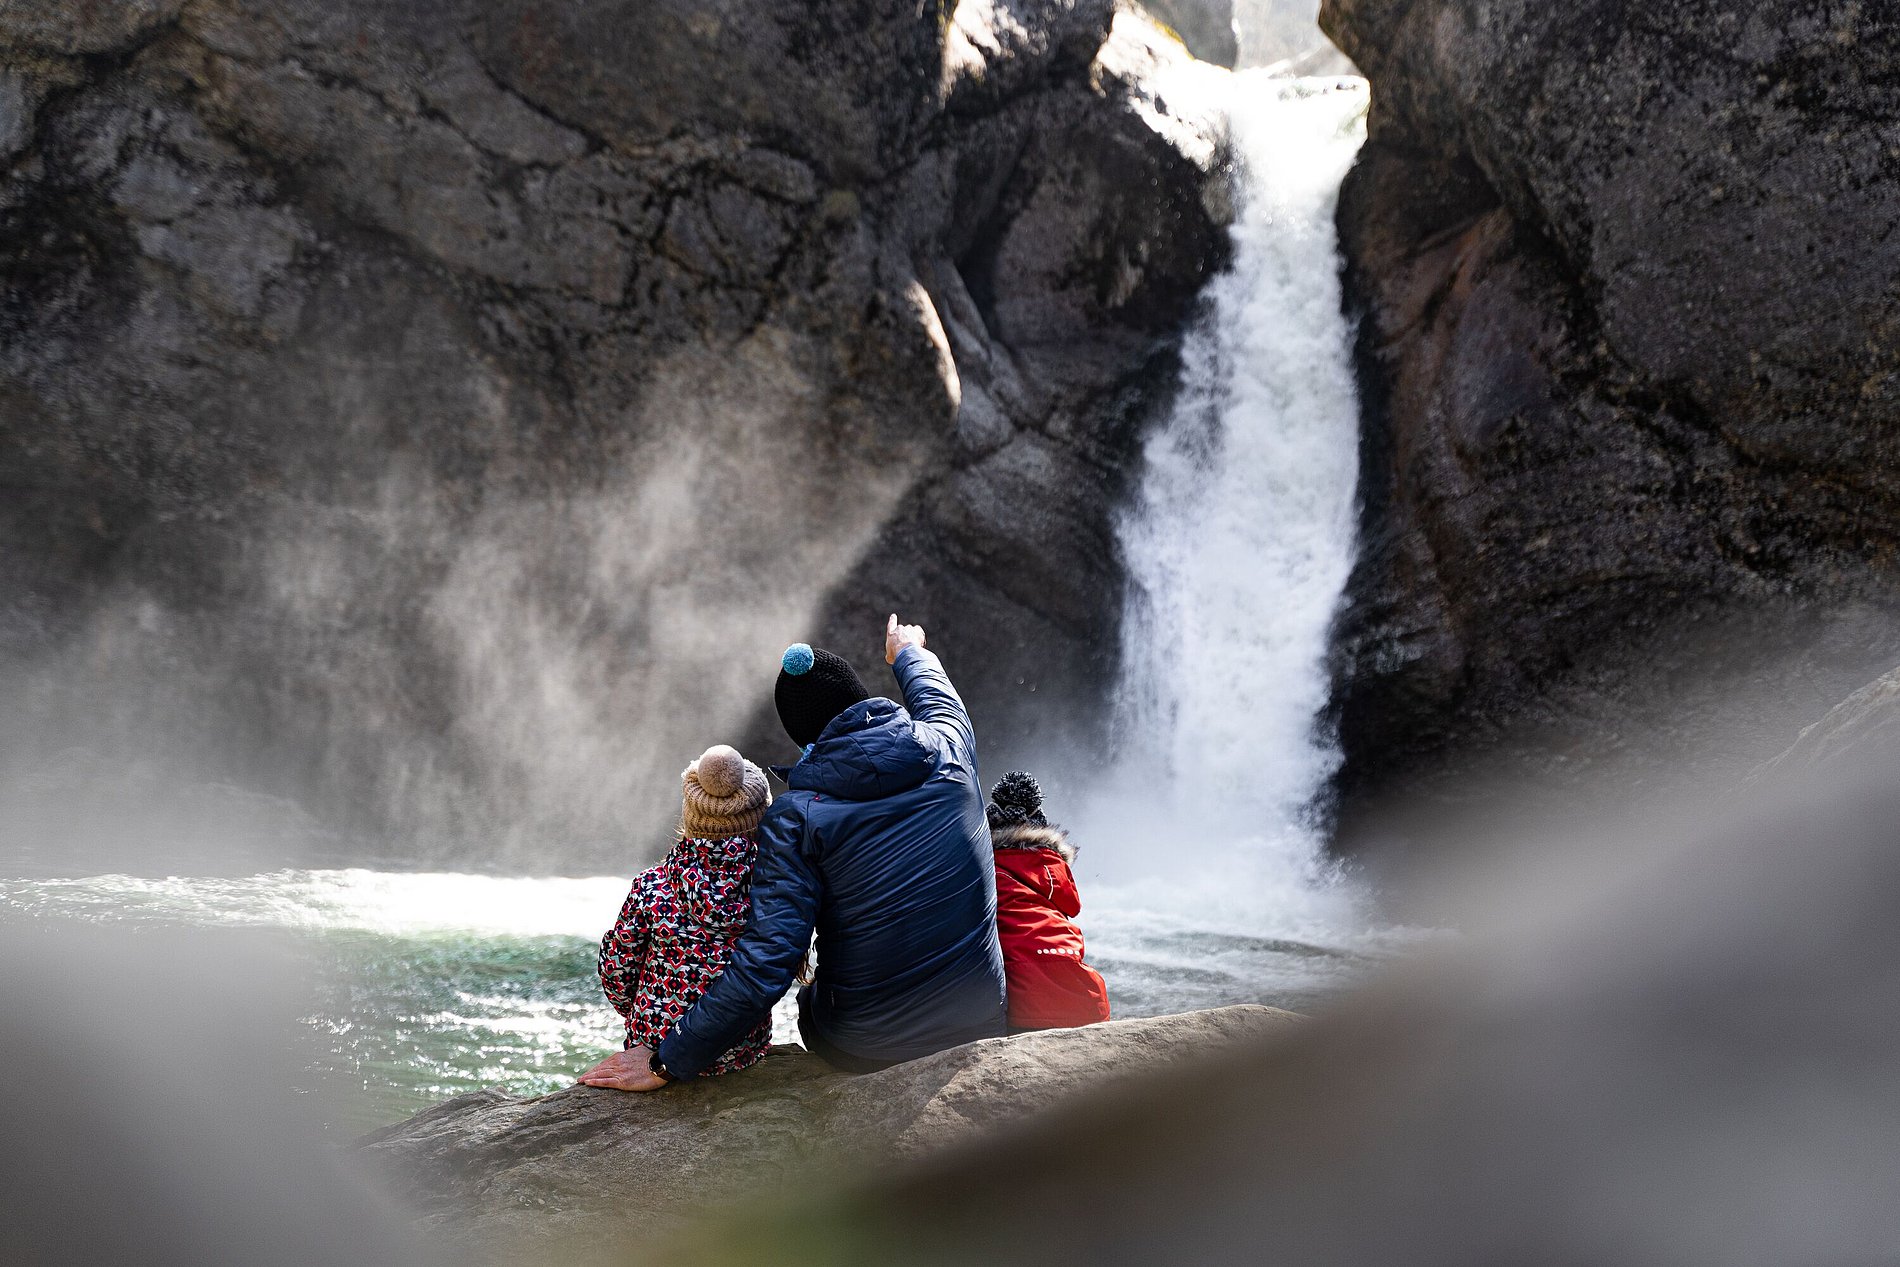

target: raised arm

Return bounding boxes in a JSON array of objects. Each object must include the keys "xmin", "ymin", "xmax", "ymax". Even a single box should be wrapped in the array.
[
  {"xmin": 886, "ymin": 614, "xmax": 975, "ymax": 765},
  {"xmin": 654, "ymin": 799, "xmax": 821, "ymax": 1078}
]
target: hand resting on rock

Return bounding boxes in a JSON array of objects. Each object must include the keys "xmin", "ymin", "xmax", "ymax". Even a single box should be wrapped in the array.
[{"xmin": 578, "ymin": 1045, "xmax": 668, "ymax": 1092}]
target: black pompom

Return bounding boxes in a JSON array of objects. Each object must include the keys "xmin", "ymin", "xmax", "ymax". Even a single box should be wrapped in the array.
[{"xmin": 987, "ymin": 770, "xmax": 1046, "ymax": 828}]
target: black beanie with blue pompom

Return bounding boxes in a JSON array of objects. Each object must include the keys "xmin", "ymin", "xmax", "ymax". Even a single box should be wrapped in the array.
[{"xmin": 774, "ymin": 643, "xmax": 871, "ymax": 749}]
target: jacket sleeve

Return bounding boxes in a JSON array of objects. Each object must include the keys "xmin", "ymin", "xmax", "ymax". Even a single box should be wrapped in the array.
[
  {"xmin": 597, "ymin": 878, "xmax": 650, "ymax": 1019},
  {"xmin": 892, "ymin": 644, "xmax": 977, "ymax": 770},
  {"xmin": 656, "ymin": 799, "xmax": 819, "ymax": 1077}
]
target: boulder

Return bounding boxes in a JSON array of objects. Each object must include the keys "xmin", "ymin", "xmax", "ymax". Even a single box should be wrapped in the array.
[
  {"xmin": 0, "ymin": 1, "xmax": 1230, "ymax": 869},
  {"xmin": 353, "ymin": 1005, "xmax": 1301, "ymax": 1258},
  {"xmin": 1135, "ymin": 0, "xmax": 1238, "ymax": 67},
  {"xmin": 1318, "ymin": 0, "xmax": 1900, "ymax": 837}
]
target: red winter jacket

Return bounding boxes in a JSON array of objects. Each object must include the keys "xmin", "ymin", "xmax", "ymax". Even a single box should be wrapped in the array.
[{"xmin": 992, "ymin": 823, "xmax": 1111, "ymax": 1031}]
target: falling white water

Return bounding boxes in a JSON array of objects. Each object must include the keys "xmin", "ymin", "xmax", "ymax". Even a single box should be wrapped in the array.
[{"xmin": 1079, "ymin": 72, "xmax": 1370, "ymax": 940}]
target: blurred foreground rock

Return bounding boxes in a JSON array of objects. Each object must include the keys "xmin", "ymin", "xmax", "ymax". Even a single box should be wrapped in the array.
[
  {"xmin": 2, "ymin": 924, "xmax": 428, "ymax": 1267},
  {"xmin": 354, "ymin": 1005, "xmax": 1299, "ymax": 1259}
]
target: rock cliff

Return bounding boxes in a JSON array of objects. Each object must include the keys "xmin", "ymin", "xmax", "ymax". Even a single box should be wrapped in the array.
[
  {"xmin": 353, "ymin": 1005, "xmax": 1301, "ymax": 1259},
  {"xmin": 0, "ymin": 0, "xmax": 1229, "ymax": 867},
  {"xmin": 1319, "ymin": 0, "xmax": 1900, "ymax": 833}
]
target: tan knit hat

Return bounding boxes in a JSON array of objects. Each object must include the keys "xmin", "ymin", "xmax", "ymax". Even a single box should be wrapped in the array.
[{"xmin": 680, "ymin": 744, "xmax": 771, "ymax": 838}]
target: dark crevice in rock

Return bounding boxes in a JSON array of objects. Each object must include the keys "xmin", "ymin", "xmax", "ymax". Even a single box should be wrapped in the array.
[{"xmin": 460, "ymin": 40, "xmax": 612, "ymax": 160}]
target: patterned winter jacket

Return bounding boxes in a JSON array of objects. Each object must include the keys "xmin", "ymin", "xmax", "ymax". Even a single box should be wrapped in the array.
[{"xmin": 597, "ymin": 834, "xmax": 773, "ymax": 1077}]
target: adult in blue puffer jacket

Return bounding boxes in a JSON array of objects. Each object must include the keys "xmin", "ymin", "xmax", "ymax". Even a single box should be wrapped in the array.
[{"xmin": 579, "ymin": 615, "xmax": 1007, "ymax": 1090}]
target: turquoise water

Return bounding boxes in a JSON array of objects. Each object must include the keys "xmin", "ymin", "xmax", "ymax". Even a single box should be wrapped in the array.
[{"xmin": 0, "ymin": 868, "xmax": 1389, "ymax": 1132}]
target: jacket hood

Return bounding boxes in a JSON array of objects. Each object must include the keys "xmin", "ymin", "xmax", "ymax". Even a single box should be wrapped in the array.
[
  {"xmin": 672, "ymin": 834, "xmax": 755, "ymax": 868},
  {"xmin": 787, "ymin": 696, "xmax": 938, "ymax": 801},
  {"xmin": 992, "ymin": 822, "xmax": 1076, "ymax": 861}
]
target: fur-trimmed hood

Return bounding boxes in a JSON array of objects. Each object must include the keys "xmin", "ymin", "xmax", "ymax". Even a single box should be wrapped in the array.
[{"xmin": 991, "ymin": 822, "xmax": 1076, "ymax": 861}]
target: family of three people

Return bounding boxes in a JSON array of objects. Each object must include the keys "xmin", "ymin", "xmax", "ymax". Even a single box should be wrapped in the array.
[{"xmin": 577, "ymin": 615, "xmax": 1111, "ymax": 1091}]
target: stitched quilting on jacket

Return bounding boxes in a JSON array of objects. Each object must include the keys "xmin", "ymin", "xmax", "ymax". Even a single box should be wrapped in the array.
[{"xmin": 597, "ymin": 834, "xmax": 772, "ymax": 1077}]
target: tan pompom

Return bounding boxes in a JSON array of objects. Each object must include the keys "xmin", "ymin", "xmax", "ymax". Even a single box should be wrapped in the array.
[
  {"xmin": 694, "ymin": 745, "xmax": 746, "ymax": 797},
  {"xmin": 680, "ymin": 744, "xmax": 772, "ymax": 839}
]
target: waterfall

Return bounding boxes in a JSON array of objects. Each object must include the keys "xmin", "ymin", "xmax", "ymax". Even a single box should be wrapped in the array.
[{"xmin": 1079, "ymin": 72, "xmax": 1370, "ymax": 939}]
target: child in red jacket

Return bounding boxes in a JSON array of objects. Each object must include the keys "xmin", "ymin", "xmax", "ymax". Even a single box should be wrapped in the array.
[
  {"xmin": 987, "ymin": 771, "xmax": 1112, "ymax": 1032},
  {"xmin": 595, "ymin": 744, "xmax": 775, "ymax": 1077}
]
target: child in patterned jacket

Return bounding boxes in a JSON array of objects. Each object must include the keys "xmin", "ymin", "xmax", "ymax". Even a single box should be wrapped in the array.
[{"xmin": 595, "ymin": 744, "xmax": 775, "ymax": 1077}]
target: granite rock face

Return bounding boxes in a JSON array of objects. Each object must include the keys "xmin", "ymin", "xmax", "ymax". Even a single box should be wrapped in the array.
[
  {"xmin": 1319, "ymin": 0, "xmax": 1900, "ymax": 830},
  {"xmin": 353, "ymin": 1005, "xmax": 1301, "ymax": 1259},
  {"xmin": 0, "ymin": 1, "xmax": 1230, "ymax": 867}
]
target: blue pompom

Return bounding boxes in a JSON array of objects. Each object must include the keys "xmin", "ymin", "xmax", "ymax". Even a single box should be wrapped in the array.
[{"xmin": 782, "ymin": 643, "xmax": 815, "ymax": 676}]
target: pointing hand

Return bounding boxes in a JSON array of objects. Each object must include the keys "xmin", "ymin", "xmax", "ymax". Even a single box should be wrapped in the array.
[{"xmin": 885, "ymin": 612, "xmax": 926, "ymax": 665}]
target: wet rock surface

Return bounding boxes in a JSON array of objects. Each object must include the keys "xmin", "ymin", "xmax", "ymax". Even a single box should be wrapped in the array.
[
  {"xmin": 0, "ymin": 1, "xmax": 1230, "ymax": 867},
  {"xmin": 1319, "ymin": 0, "xmax": 1900, "ymax": 833},
  {"xmin": 353, "ymin": 1005, "xmax": 1300, "ymax": 1258}
]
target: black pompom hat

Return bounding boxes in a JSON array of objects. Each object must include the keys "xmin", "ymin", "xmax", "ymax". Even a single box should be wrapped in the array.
[
  {"xmin": 774, "ymin": 643, "xmax": 871, "ymax": 749},
  {"xmin": 986, "ymin": 771, "xmax": 1048, "ymax": 829}
]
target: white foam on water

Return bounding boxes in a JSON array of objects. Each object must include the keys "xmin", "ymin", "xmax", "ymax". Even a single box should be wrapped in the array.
[
  {"xmin": 0, "ymin": 867, "xmax": 631, "ymax": 938},
  {"xmin": 1075, "ymin": 71, "xmax": 1373, "ymax": 943}
]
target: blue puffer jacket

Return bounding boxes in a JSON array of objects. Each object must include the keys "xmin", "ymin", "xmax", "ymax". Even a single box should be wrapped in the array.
[{"xmin": 656, "ymin": 645, "xmax": 1007, "ymax": 1076}]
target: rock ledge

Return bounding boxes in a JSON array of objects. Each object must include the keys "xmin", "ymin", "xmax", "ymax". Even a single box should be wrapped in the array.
[{"xmin": 356, "ymin": 1005, "xmax": 1300, "ymax": 1253}]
